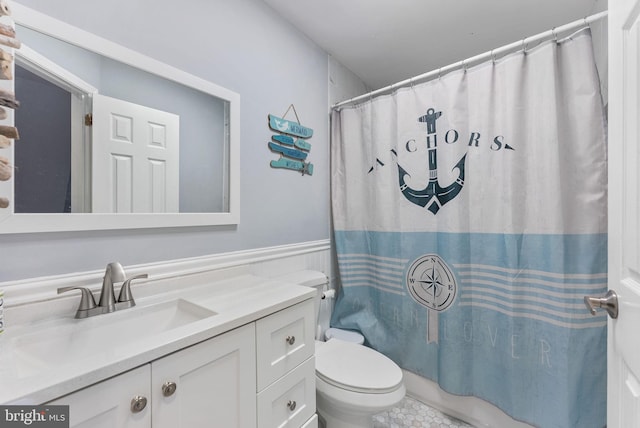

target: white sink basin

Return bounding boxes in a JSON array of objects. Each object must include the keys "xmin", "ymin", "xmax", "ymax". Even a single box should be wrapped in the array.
[{"xmin": 12, "ymin": 299, "xmax": 216, "ymax": 373}]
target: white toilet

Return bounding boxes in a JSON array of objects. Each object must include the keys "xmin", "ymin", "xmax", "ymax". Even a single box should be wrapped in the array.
[{"xmin": 278, "ymin": 271, "xmax": 406, "ymax": 428}]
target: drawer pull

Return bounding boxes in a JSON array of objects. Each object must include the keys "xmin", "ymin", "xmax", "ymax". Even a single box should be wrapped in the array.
[
  {"xmin": 287, "ymin": 400, "xmax": 297, "ymax": 411},
  {"xmin": 286, "ymin": 335, "xmax": 296, "ymax": 345},
  {"xmin": 162, "ymin": 381, "xmax": 177, "ymax": 397},
  {"xmin": 130, "ymin": 395, "xmax": 147, "ymax": 413}
]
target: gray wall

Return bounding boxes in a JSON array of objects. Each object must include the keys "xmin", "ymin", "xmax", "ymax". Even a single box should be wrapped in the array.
[
  {"xmin": 1, "ymin": 0, "xmax": 331, "ymax": 281},
  {"xmin": 328, "ymin": 57, "xmax": 370, "ymax": 109}
]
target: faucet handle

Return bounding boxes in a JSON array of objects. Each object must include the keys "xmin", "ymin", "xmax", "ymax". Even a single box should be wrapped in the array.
[
  {"xmin": 57, "ymin": 286, "xmax": 97, "ymax": 318},
  {"xmin": 117, "ymin": 274, "xmax": 149, "ymax": 307}
]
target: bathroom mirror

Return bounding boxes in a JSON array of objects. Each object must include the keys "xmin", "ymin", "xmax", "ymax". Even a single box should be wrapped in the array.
[{"xmin": 0, "ymin": 3, "xmax": 240, "ymax": 233}]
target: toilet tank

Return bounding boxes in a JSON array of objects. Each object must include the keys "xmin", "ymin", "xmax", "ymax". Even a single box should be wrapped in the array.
[{"xmin": 274, "ymin": 270, "xmax": 330, "ymax": 340}]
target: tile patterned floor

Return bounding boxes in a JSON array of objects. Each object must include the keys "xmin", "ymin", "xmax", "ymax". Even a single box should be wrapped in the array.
[{"xmin": 373, "ymin": 396, "xmax": 476, "ymax": 428}]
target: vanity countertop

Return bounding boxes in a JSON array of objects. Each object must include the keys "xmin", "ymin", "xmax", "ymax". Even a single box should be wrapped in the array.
[{"xmin": 0, "ymin": 274, "xmax": 315, "ymax": 405}]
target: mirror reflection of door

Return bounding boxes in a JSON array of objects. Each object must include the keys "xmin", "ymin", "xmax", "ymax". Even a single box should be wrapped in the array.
[
  {"xmin": 15, "ymin": 46, "xmax": 182, "ymax": 215},
  {"xmin": 15, "ymin": 48, "xmax": 94, "ymax": 213},
  {"xmin": 14, "ymin": 34, "xmax": 229, "ymax": 215},
  {"xmin": 92, "ymin": 94, "xmax": 179, "ymax": 213}
]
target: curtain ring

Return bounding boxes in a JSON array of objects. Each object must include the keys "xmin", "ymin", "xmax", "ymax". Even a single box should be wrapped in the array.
[
  {"xmin": 409, "ymin": 77, "xmax": 414, "ymax": 89},
  {"xmin": 522, "ymin": 38, "xmax": 528, "ymax": 54},
  {"xmin": 438, "ymin": 67, "xmax": 442, "ymax": 79},
  {"xmin": 462, "ymin": 60, "xmax": 467, "ymax": 72},
  {"xmin": 551, "ymin": 27, "xmax": 558, "ymax": 42},
  {"xmin": 490, "ymin": 49, "xmax": 496, "ymax": 64}
]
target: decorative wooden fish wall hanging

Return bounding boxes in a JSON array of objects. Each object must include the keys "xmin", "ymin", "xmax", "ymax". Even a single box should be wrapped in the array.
[
  {"xmin": 268, "ymin": 142, "xmax": 308, "ymax": 160},
  {"xmin": 268, "ymin": 114, "xmax": 313, "ymax": 138},
  {"xmin": 270, "ymin": 158, "xmax": 313, "ymax": 176},
  {"xmin": 272, "ymin": 134, "xmax": 312, "ymax": 151},
  {"xmin": 267, "ymin": 104, "xmax": 314, "ymax": 176}
]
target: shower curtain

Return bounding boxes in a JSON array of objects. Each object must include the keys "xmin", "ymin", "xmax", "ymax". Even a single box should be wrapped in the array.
[{"xmin": 330, "ymin": 29, "xmax": 607, "ymax": 428}]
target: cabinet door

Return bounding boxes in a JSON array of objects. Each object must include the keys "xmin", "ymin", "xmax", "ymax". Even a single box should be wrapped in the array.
[
  {"xmin": 47, "ymin": 365, "xmax": 151, "ymax": 428},
  {"xmin": 151, "ymin": 323, "xmax": 256, "ymax": 428}
]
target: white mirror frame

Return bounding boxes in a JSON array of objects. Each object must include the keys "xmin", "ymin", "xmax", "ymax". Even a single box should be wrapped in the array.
[{"xmin": 0, "ymin": 3, "xmax": 240, "ymax": 233}]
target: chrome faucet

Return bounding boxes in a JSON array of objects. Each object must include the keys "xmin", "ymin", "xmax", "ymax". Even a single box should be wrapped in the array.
[
  {"xmin": 98, "ymin": 262, "xmax": 126, "ymax": 313},
  {"xmin": 58, "ymin": 262, "xmax": 148, "ymax": 319}
]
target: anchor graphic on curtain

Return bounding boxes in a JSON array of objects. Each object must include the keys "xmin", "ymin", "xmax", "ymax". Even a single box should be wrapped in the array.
[{"xmin": 394, "ymin": 108, "xmax": 467, "ymax": 214}]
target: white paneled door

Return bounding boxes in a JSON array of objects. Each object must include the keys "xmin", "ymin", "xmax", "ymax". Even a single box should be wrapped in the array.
[
  {"xmin": 608, "ymin": 0, "xmax": 640, "ymax": 426},
  {"xmin": 92, "ymin": 94, "xmax": 179, "ymax": 213}
]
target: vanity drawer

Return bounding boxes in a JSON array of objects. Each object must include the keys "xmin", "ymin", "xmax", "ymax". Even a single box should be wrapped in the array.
[
  {"xmin": 256, "ymin": 299, "xmax": 315, "ymax": 391},
  {"xmin": 257, "ymin": 356, "xmax": 316, "ymax": 428},
  {"xmin": 301, "ymin": 414, "xmax": 318, "ymax": 428}
]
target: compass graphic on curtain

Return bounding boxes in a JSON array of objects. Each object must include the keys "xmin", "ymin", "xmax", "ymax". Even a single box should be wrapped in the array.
[{"xmin": 407, "ymin": 254, "xmax": 457, "ymax": 343}]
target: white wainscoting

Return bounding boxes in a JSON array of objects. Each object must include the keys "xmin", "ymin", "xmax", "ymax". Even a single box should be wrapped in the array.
[{"xmin": 1, "ymin": 239, "xmax": 331, "ymax": 326}]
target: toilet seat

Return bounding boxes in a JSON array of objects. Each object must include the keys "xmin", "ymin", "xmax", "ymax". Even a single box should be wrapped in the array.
[
  {"xmin": 324, "ymin": 327, "xmax": 365, "ymax": 344},
  {"xmin": 315, "ymin": 339, "xmax": 403, "ymax": 394}
]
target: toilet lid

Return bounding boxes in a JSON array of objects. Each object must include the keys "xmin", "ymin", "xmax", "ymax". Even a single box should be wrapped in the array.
[{"xmin": 315, "ymin": 339, "xmax": 403, "ymax": 394}]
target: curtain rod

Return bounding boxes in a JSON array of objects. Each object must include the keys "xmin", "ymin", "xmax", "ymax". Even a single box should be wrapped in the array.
[{"xmin": 332, "ymin": 11, "xmax": 608, "ymax": 110}]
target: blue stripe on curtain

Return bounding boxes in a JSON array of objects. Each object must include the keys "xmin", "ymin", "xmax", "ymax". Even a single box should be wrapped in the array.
[{"xmin": 332, "ymin": 231, "xmax": 607, "ymax": 427}]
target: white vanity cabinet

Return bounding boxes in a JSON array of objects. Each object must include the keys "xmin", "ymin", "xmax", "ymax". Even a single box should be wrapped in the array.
[
  {"xmin": 45, "ymin": 298, "xmax": 316, "ymax": 428},
  {"xmin": 256, "ymin": 299, "xmax": 317, "ymax": 428},
  {"xmin": 48, "ymin": 324, "xmax": 256, "ymax": 428}
]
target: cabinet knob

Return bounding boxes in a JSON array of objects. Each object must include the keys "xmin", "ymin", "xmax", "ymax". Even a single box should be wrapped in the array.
[
  {"xmin": 285, "ymin": 335, "xmax": 296, "ymax": 345},
  {"xmin": 162, "ymin": 381, "xmax": 177, "ymax": 397},
  {"xmin": 287, "ymin": 400, "xmax": 297, "ymax": 411},
  {"xmin": 130, "ymin": 395, "xmax": 147, "ymax": 413}
]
